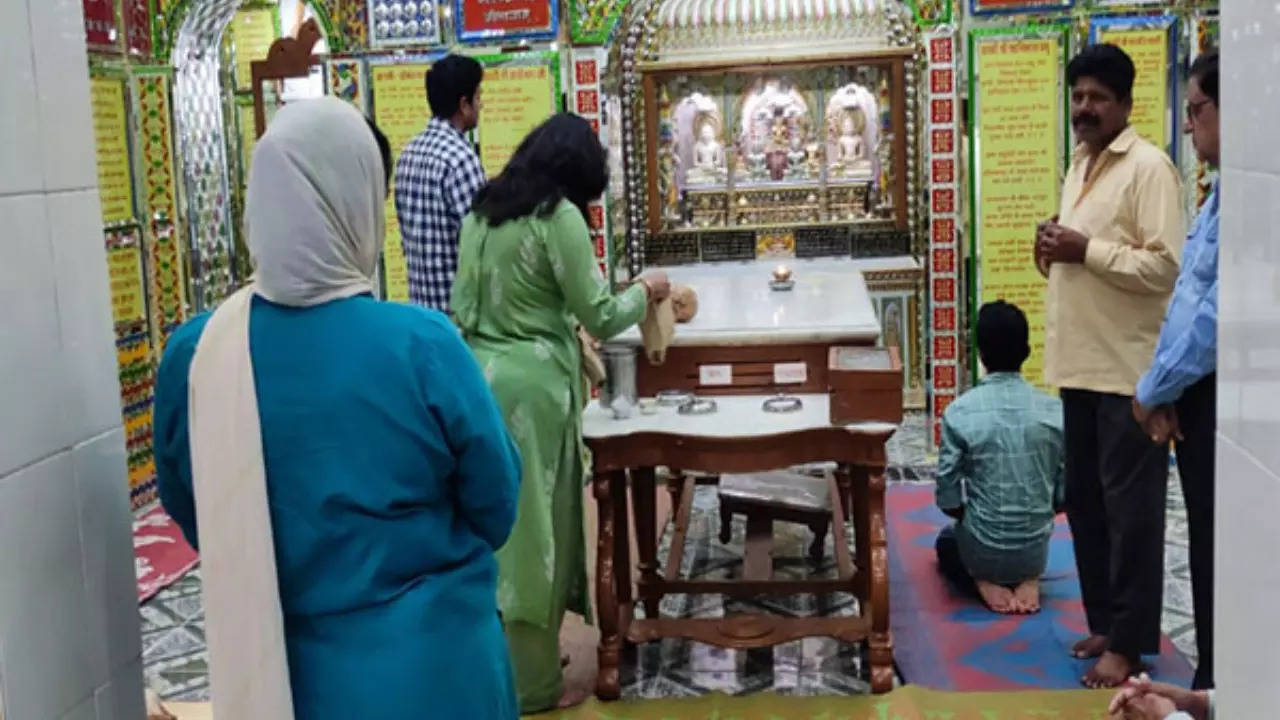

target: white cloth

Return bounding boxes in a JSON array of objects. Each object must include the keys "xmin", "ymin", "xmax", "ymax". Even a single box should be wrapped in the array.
[
  {"xmin": 188, "ymin": 97, "xmax": 385, "ymax": 719},
  {"xmin": 246, "ymin": 98, "xmax": 384, "ymax": 305}
]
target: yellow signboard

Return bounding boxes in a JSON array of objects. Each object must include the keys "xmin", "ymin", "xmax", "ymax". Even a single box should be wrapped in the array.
[
  {"xmin": 239, "ymin": 103, "xmax": 257, "ymax": 178},
  {"xmin": 1097, "ymin": 26, "xmax": 1170, "ymax": 151},
  {"xmin": 107, "ymin": 244, "xmax": 147, "ymax": 328},
  {"xmin": 233, "ymin": 8, "xmax": 278, "ymax": 88},
  {"xmin": 371, "ymin": 64, "xmax": 432, "ymax": 303},
  {"xmin": 90, "ymin": 77, "xmax": 135, "ymax": 225},
  {"xmin": 478, "ymin": 63, "xmax": 556, "ymax": 178},
  {"xmin": 975, "ymin": 36, "xmax": 1062, "ymax": 388}
]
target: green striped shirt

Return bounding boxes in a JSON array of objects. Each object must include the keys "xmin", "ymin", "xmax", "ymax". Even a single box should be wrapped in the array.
[{"xmin": 937, "ymin": 372, "xmax": 1064, "ymax": 553}]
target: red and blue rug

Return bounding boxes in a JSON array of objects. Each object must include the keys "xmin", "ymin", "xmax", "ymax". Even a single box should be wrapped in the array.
[
  {"xmin": 135, "ymin": 505, "xmax": 199, "ymax": 603},
  {"xmin": 887, "ymin": 484, "xmax": 1193, "ymax": 691}
]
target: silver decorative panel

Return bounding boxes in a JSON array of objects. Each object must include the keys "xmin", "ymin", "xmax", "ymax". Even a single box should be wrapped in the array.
[
  {"xmin": 172, "ymin": 0, "xmax": 243, "ymax": 310},
  {"xmin": 368, "ymin": 0, "xmax": 442, "ymax": 47}
]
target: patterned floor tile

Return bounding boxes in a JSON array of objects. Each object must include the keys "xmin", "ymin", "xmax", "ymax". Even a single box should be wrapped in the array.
[{"xmin": 143, "ymin": 626, "xmax": 206, "ymax": 664}]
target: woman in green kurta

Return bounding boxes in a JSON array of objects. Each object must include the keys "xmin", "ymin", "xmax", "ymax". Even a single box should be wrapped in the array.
[{"xmin": 451, "ymin": 114, "xmax": 671, "ymax": 713}]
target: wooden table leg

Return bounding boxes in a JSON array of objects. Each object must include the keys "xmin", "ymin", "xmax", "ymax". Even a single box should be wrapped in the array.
[
  {"xmin": 593, "ymin": 469, "xmax": 626, "ymax": 700},
  {"xmin": 865, "ymin": 465, "xmax": 893, "ymax": 693},
  {"xmin": 742, "ymin": 512, "xmax": 774, "ymax": 581},
  {"xmin": 632, "ymin": 466, "xmax": 661, "ymax": 618},
  {"xmin": 665, "ymin": 470, "xmax": 684, "ymax": 511},
  {"xmin": 615, "ymin": 470, "xmax": 633, "ymax": 610},
  {"xmin": 843, "ymin": 464, "xmax": 870, "ymax": 600}
]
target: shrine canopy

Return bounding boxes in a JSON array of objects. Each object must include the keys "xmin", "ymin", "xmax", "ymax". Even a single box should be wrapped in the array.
[{"xmin": 649, "ymin": 0, "xmax": 909, "ymax": 64}]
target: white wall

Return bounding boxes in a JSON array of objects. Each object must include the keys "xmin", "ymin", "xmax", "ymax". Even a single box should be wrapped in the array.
[
  {"xmin": 0, "ymin": 0, "xmax": 145, "ymax": 718},
  {"xmin": 1216, "ymin": 2, "xmax": 1280, "ymax": 716}
]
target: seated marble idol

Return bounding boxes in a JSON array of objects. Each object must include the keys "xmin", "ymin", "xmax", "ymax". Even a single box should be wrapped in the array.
[
  {"xmin": 687, "ymin": 121, "xmax": 726, "ymax": 185},
  {"xmin": 934, "ymin": 301, "xmax": 1065, "ymax": 614},
  {"xmin": 837, "ymin": 114, "xmax": 865, "ymax": 165}
]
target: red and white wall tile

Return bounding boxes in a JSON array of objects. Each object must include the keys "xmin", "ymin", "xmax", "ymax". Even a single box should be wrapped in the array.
[
  {"xmin": 926, "ymin": 28, "xmax": 961, "ymax": 448},
  {"xmin": 570, "ymin": 47, "xmax": 610, "ymax": 278}
]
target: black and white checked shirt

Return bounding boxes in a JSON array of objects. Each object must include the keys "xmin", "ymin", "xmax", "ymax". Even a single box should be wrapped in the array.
[{"xmin": 394, "ymin": 117, "xmax": 486, "ymax": 310}]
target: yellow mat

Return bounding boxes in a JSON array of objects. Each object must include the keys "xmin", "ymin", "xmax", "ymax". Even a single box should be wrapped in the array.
[
  {"xmin": 171, "ymin": 686, "xmax": 1116, "ymax": 719},
  {"xmin": 526, "ymin": 686, "xmax": 1117, "ymax": 719}
]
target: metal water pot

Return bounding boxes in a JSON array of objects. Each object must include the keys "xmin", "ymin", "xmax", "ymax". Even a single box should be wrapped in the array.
[{"xmin": 599, "ymin": 344, "xmax": 638, "ymax": 411}]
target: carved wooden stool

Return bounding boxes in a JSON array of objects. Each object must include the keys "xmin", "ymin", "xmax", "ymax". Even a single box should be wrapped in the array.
[{"xmin": 718, "ymin": 470, "xmax": 833, "ymax": 567}]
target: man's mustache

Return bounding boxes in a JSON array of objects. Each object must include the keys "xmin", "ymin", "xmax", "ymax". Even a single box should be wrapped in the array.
[{"xmin": 1072, "ymin": 114, "xmax": 1100, "ymax": 128}]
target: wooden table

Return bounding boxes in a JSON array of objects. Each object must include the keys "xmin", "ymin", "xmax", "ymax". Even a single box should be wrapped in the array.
[
  {"xmin": 610, "ymin": 258, "xmax": 883, "ymax": 397},
  {"xmin": 583, "ymin": 394, "xmax": 896, "ymax": 698}
]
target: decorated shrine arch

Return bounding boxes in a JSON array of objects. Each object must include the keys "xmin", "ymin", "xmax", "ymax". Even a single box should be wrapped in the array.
[
  {"xmin": 155, "ymin": 0, "xmax": 340, "ymax": 61},
  {"xmin": 163, "ymin": 0, "xmax": 337, "ymax": 314}
]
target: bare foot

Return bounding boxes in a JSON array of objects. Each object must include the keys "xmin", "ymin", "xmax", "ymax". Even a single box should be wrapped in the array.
[
  {"xmin": 556, "ymin": 686, "xmax": 590, "ymax": 709},
  {"xmin": 1013, "ymin": 579, "xmax": 1041, "ymax": 614},
  {"xmin": 976, "ymin": 580, "xmax": 1017, "ymax": 614},
  {"xmin": 1072, "ymin": 633, "xmax": 1108, "ymax": 659},
  {"xmin": 1082, "ymin": 650, "xmax": 1138, "ymax": 689}
]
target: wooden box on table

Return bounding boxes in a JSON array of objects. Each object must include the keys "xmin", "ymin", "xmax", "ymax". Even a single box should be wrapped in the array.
[{"xmin": 827, "ymin": 346, "xmax": 903, "ymax": 425}]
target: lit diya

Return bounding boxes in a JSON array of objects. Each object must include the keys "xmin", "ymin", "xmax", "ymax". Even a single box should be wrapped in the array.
[{"xmin": 769, "ymin": 263, "xmax": 795, "ymax": 291}]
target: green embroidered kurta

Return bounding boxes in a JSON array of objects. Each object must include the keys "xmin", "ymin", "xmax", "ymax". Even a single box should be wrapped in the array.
[{"xmin": 451, "ymin": 198, "xmax": 646, "ymax": 629}]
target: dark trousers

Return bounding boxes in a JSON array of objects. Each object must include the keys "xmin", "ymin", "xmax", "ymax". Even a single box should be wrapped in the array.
[
  {"xmin": 1062, "ymin": 389, "xmax": 1168, "ymax": 660},
  {"xmin": 935, "ymin": 524, "xmax": 977, "ymax": 596},
  {"xmin": 1174, "ymin": 374, "xmax": 1216, "ymax": 690}
]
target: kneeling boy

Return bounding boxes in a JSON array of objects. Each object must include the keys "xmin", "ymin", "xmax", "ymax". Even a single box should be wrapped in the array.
[{"xmin": 935, "ymin": 301, "xmax": 1064, "ymax": 614}]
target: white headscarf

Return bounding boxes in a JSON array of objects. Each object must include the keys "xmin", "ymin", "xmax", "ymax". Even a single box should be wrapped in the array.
[
  {"xmin": 247, "ymin": 96, "xmax": 385, "ymax": 305},
  {"xmin": 186, "ymin": 97, "xmax": 386, "ymax": 720}
]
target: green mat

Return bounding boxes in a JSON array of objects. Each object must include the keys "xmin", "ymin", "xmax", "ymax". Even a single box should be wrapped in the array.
[{"xmin": 526, "ymin": 686, "xmax": 1116, "ymax": 719}]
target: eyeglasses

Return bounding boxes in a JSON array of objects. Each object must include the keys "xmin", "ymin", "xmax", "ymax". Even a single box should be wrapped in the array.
[{"xmin": 1186, "ymin": 97, "xmax": 1212, "ymax": 120}]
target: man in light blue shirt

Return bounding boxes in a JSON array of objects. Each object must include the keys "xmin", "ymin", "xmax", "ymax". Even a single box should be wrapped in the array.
[
  {"xmin": 1132, "ymin": 49, "xmax": 1219, "ymax": 691},
  {"xmin": 935, "ymin": 301, "xmax": 1065, "ymax": 614}
]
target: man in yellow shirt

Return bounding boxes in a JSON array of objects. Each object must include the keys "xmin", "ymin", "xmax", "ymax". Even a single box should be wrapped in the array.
[{"xmin": 1034, "ymin": 44, "xmax": 1184, "ymax": 689}]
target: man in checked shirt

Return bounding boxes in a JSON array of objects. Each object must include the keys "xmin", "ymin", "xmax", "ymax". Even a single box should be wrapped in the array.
[{"xmin": 395, "ymin": 54, "xmax": 486, "ymax": 311}]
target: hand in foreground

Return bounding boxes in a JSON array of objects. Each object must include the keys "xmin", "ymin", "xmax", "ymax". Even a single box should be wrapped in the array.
[
  {"xmin": 1131, "ymin": 396, "xmax": 1151, "ymax": 425},
  {"xmin": 1036, "ymin": 223, "xmax": 1089, "ymax": 265},
  {"xmin": 638, "ymin": 271, "xmax": 671, "ymax": 302},
  {"xmin": 1108, "ymin": 674, "xmax": 1210, "ymax": 720},
  {"xmin": 1147, "ymin": 406, "xmax": 1182, "ymax": 444},
  {"xmin": 1133, "ymin": 399, "xmax": 1182, "ymax": 444},
  {"xmin": 1109, "ymin": 692, "xmax": 1177, "ymax": 720},
  {"xmin": 577, "ymin": 326, "xmax": 600, "ymax": 351},
  {"xmin": 1033, "ymin": 216, "xmax": 1057, "ymax": 272}
]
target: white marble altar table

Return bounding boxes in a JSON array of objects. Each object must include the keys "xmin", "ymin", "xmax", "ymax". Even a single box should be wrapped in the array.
[{"xmin": 613, "ymin": 258, "xmax": 882, "ymax": 347}]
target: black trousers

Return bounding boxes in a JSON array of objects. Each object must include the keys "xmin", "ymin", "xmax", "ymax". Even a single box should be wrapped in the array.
[
  {"xmin": 1062, "ymin": 389, "xmax": 1168, "ymax": 660},
  {"xmin": 935, "ymin": 524, "xmax": 978, "ymax": 596},
  {"xmin": 1174, "ymin": 374, "xmax": 1216, "ymax": 690}
]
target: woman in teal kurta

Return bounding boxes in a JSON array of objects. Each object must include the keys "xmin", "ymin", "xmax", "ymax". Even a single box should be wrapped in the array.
[
  {"xmin": 451, "ymin": 114, "xmax": 670, "ymax": 712},
  {"xmin": 154, "ymin": 101, "xmax": 522, "ymax": 718}
]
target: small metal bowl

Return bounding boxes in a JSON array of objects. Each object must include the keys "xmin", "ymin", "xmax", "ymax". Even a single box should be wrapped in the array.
[
  {"xmin": 769, "ymin": 279, "xmax": 795, "ymax": 292},
  {"xmin": 763, "ymin": 395, "xmax": 803, "ymax": 413},
  {"xmin": 656, "ymin": 389, "xmax": 695, "ymax": 407},
  {"xmin": 678, "ymin": 398, "xmax": 718, "ymax": 415}
]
